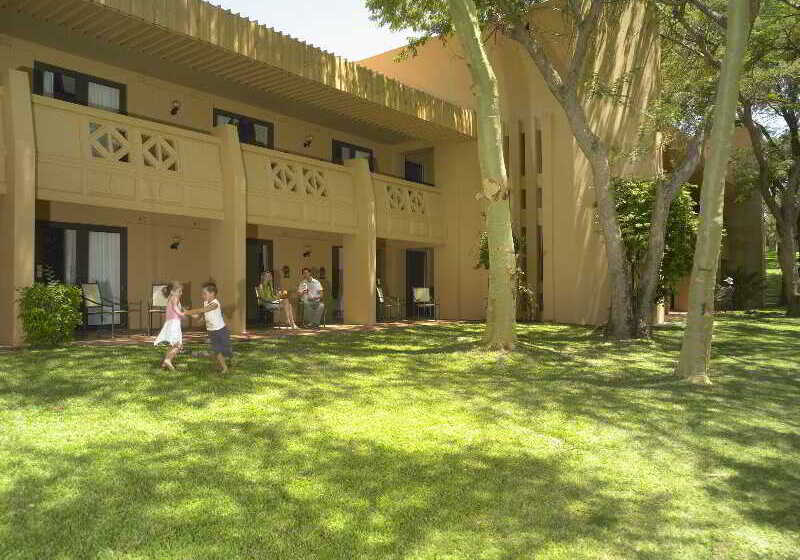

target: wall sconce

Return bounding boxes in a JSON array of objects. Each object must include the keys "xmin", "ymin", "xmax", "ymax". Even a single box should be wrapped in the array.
[
  {"xmin": 319, "ymin": 266, "xmax": 326, "ymax": 280},
  {"xmin": 303, "ymin": 135, "xmax": 313, "ymax": 148},
  {"xmin": 282, "ymin": 265, "xmax": 290, "ymax": 279},
  {"xmin": 169, "ymin": 236, "xmax": 182, "ymax": 250},
  {"xmin": 170, "ymin": 100, "xmax": 182, "ymax": 116}
]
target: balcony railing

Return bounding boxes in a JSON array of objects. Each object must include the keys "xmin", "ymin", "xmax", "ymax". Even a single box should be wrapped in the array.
[
  {"xmin": 29, "ymin": 95, "xmax": 446, "ymax": 244},
  {"xmin": 32, "ymin": 95, "xmax": 225, "ymax": 219},
  {"xmin": 373, "ymin": 174, "xmax": 445, "ymax": 243},
  {"xmin": 242, "ymin": 144, "xmax": 359, "ymax": 234}
]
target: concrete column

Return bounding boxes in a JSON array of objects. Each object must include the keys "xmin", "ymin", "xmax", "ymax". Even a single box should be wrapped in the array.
[
  {"xmin": 342, "ymin": 158, "xmax": 376, "ymax": 325},
  {"xmin": 0, "ymin": 70, "xmax": 36, "ymax": 346},
  {"xmin": 210, "ymin": 124, "xmax": 247, "ymax": 334}
]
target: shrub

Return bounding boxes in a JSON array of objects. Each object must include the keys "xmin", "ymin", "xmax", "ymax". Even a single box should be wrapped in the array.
[
  {"xmin": 613, "ymin": 177, "xmax": 699, "ymax": 301},
  {"xmin": 18, "ymin": 282, "xmax": 82, "ymax": 346},
  {"xmin": 476, "ymin": 230, "xmax": 537, "ymax": 320}
]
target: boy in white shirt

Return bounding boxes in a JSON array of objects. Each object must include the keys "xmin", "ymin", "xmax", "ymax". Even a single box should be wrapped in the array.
[{"xmin": 186, "ymin": 282, "xmax": 232, "ymax": 373}]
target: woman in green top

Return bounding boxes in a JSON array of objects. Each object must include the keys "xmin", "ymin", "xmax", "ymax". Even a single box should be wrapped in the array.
[{"xmin": 258, "ymin": 270, "xmax": 298, "ymax": 329}]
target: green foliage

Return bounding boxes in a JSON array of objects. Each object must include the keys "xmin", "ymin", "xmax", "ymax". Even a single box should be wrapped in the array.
[
  {"xmin": 17, "ymin": 282, "xmax": 82, "ymax": 346},
  {"xmin": 729, "ymin": 267, "xmax": 767, "ymax": 311},
  {"xmin": 476, "ymin": 230, "xmax": 537, "ymax": 317},
  {"xmin": 613, "ymin": 177, "xmax": 698, "ymax": 300}
]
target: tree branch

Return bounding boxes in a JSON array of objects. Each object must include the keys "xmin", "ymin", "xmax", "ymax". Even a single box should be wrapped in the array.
[
  {"xmin": 566, "ymin": 0, "xmax": 605, "ymax": 90},
  {"xmin": 740, "ymin": 101, "xmax": 782, "ymax": 221}
]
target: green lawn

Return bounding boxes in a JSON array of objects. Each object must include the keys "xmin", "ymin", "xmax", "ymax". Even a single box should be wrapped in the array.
[
  {"xmin": 765, "ymin": 250, "xmax": 782, "ymax": 307},
  {"xmin": 1, "ymin": 315, "xmax": 798, "ymax": 560}
]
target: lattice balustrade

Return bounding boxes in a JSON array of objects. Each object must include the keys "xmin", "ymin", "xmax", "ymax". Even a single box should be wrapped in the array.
[
  {"xmin": 142, "ymin": 133, "xmax": 179, "ymax": 172},
  {"xmin": 408, "ymin": 189, "xmax": 425, "ymax": 215},
  {"xmin": 303, "ymin": 168, "xmax": 328, "ymax": 198},
  {"xmin": 89, "ymin": 121, "xmax": 130, "ymax": 163},
  {"xmin": 269, "ymin": 160, "xmax": 299, "ymax": 193},
  {"xmin": 386, "ymin": 183, "xmax": 426, "ymax": 215},
  {"xmin": 386, "ymin": 184, "xmax": 408, "ymax": 211}
]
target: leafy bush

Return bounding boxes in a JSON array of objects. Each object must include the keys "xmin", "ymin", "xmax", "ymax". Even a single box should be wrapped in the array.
[
  {"xmin": 613, "ymin": 177, "xmax": 698, "ymax": 301},
  {"xmin": 476, "ymin": 230, "xmax": 537, "ymax": 320},
  {"xmin": 728, "ymin": 268, "xmax": 766, "ymax": 310},
  {"xmin": 18, "ymin": 282, "xmax": 82, "ymax": 346}
]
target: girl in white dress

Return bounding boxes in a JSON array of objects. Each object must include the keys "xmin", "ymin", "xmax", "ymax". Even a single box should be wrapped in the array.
[{"xmin": 154, "ymin": 281, "xmax": 185, "ymax": 370}]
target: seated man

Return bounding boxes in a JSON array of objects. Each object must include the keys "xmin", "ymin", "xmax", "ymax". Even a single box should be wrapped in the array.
[{"xmin": 298, "ymin": 267, "xmax": 325, "ymax": 328}]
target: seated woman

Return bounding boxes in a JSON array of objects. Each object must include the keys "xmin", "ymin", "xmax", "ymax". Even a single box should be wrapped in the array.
[{"xmin": 258, "ymin": 270, "xmax": 298, "ymax": 329}]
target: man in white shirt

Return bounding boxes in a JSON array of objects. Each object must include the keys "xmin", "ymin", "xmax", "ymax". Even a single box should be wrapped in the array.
[{"xmin": 298, "ymin": 267, "xmax": 324, "ymax": 328}]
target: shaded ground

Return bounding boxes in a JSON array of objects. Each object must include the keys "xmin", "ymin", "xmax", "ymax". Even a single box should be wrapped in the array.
[{"xmin": 0, "ymin": 314, "xmax": 798, "ymax": 559}]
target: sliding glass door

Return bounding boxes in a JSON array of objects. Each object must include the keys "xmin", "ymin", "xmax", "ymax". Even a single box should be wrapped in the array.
[{"xmin": 35, "ymin": 222, "xmax": 127, "ymax": 326}]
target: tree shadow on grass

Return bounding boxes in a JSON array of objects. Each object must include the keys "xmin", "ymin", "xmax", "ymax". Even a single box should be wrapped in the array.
[
  {"xmin": 2, "ymin": 419, "xmax": 698, "ymax": 560},
  {"xmin": 1, "ymin": 314, "xmax": 798, "ymax": 556}
]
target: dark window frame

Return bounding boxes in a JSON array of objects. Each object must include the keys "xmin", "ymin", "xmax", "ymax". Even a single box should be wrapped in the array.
[
  {"xmin": 213, "ymin": 108, "xmax": 275, "ymax": 149},
  {"xmin": 332, "ymin": 139, "xmax": 375, "ymax": 172},
  {"xmin": 404, "ymin": 160, "xmax": 425, "ymax": 185},
  {"xmin": 535, "ymin": 128, "xmax": 543, "ymax": 174},
  {"xmin": 33, "ymin": 61, "xmax": 127, "ymax": 114},
  {"xmin": 35, "ymin": 220, "xmax": 129, "ymax": 322},
  {"xmin": 520, "ymin": 131, "xmax": 526, "ymax": 176}
]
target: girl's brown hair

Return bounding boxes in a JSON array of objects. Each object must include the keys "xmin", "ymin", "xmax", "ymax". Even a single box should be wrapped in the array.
[{"xmin": 162, "ymin": 281, "xmax": 182, "ymax": 298}]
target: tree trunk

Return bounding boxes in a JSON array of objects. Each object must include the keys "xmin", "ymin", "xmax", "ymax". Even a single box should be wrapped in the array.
[
  {"xmin": 511, "ymin": 10, "xmax": 635, "ymax": 339},
  {"xmin": 447, "ymin": 0, "xmax": 516, "ymax": 350},
  {"xmin": 777, "ymin": 211, "xmax": 800, "ymax": 316},
  {"xmin": 676, "ymin": 0, "xmax": 752, "ymax": 384},
  {"xmin": 636, "ymin": 129, "xmax": 706, "ymax": 336},
  {"xmin": 587, "ymin": 152, "xmax": 635, "ymax": 339}
]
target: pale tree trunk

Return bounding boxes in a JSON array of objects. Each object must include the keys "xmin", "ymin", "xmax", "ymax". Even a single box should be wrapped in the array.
[
  {"xmin": 511, "ymin": 3, "xmax": 636, "ymax": 339},
  {"xmin": 636, "ymin": 128, "xmax": 706, "ymax": 336},
  {"xmin": 741, "ymin": 102, "xmax": 800, "ymax": 317},
  {"xmin": 777, "ymin": 206, "xmax": 800, "ymax": 315},
  {"xmin": 676, "ymin": 0, "xmax": 752, "ymax": 384},
  {"xmin": 447, "ymin": 0, "xmax": 516, "ymax": 350}
]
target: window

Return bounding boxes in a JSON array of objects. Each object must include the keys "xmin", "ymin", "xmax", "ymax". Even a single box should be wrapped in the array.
[
  {"xmin": 33, "ymin": 62, "xmax": 126, "ymax": 114},
  {"xmin": 405, "ymin": 160, "xmax": 425, "ymax": 184},
  {"xmin": 214, "ymin": 109, "xmax": 274, "ymax": 149},
  {"xmin": 535, "ymin": 128, "xmax": 543, "ymax": 174},
  {"xmin": 332, "ymin": 139, "xmax": 375, "ymax": 172},
  {"xmin": 35, "ymin": 221, "xmax": 128, "ymax": 326},
  {"xmin": 520, "ymin": 131, "xmax": 526, "ymax": 176}
]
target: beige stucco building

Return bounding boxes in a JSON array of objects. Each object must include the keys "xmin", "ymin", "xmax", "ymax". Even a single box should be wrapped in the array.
[{"xmin": 0, "ymin": 0, "xmax": 660, "ymax": 346}]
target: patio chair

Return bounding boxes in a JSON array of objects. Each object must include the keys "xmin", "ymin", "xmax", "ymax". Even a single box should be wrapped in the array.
[
  {"xmin": 376, "ymin": 285, "xmax": 401, "ymax": 322},
  {"xmin": 255, "ymin": 285, "xmax": 280, "ymax": 327},
  {"xmin": 412, "ymin": 287, "xmax": 438, "ymax": 321},
  {"xmin": 148, "ymin": 283, "xmax": 168, "ymax": 336},
  {"xmin": 82, "ymin": 282, "xmax": 142, "ymax": 338}
]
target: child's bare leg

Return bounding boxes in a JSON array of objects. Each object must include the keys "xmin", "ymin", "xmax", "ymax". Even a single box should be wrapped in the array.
[
  {"xmin": 163, "ymin": 345, "xmax": 180, "ymax": 370},
  {"xmin": 216, "ymin": 353, "xmax": 228, "ymax": 373},
  {"xmin": 284, "ymin": 301, "xmax": 297, "ymax": 328}
]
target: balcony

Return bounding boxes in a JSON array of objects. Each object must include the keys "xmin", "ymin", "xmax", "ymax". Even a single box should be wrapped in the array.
[
  {"xmin": 32, "ymin": 95, "xmax": 225, "ymax": 219},
  {"xmin": 243, "ymin": 144, "xmax": 359, "ymax": 234},
  {"xmin": 373, "ymin": 174, "xmax": 445, "ymax": 244},
  {"xmin": 29, "ymin": 96, "xmax": 445, "ymax": 244}
]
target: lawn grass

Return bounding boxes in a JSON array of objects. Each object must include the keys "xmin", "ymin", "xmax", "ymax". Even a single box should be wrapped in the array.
[
  {"xmin": 1, "ymin": 314, "xmax": 798, "ymax": 559},
  {"xmin": 765, "ymin": 250, "xmax": 782, "ymax": 307}
]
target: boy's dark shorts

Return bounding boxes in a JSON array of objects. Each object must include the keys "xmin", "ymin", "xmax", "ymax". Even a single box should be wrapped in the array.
[{"xmin": 208, "ymin": 326, "xmax": 233, "ymax": 357}]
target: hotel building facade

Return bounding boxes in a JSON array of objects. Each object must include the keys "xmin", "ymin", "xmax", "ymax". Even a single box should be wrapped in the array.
[{"xmin": 0, "ymin": 0, "xmax": 660, "ymax": 345}]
